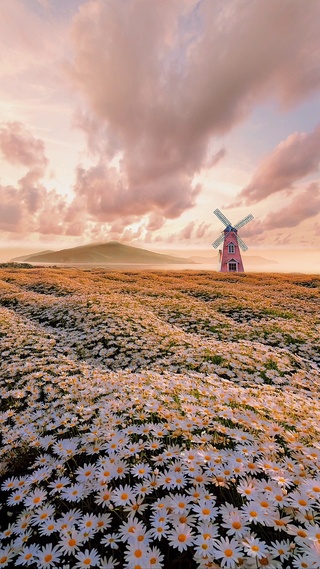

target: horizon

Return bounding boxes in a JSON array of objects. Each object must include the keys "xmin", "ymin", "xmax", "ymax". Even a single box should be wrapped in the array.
[
  {"xmin": 1, "ymin": 240, "xmax": 320, "ymax": 274},
  {"xmin": 1, "ymin": 1, "xmax": 320, "ymax": 255}
]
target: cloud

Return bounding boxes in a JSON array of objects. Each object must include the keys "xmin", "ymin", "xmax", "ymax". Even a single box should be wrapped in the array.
[
  {"xmin": 263, "ymin": 183, "xmax": 320, "ymax": 229},
  {"xmin": 196, "ymin": 221, "xmax": 211, "ymax": 239},
  {"xmin": 237, "ymin": 124, "xmax": 320, "ymax": 204},
  {"xmin": 69, "ymin": 162, "xmax": 200, "ymax": 222},
  {"xmin": 179, "ymin": 221, "xmax": 195, "ymax": 240},
  {"xmin": 0, "ymin": 122, "xmax": 48, "ymax": 169},
  {"xmin": 66, "ymin": 0, "xmax": 320, "ymax": 225},
  {"xmin": 0, "ymin": 181, "xmax": 67, "ymax": 235}
]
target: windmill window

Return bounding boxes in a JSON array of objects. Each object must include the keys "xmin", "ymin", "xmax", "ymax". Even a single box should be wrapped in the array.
[
  {"xmin": 228, "ymin": 262, "xmax": 237, "ymax": 272},
  {"xmin": 228, "ymin": 243, "xmax": 235, "ymax": 253}
]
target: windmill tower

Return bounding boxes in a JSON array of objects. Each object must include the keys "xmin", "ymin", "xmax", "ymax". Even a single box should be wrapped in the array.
[{"xmin": 212, "ymin": 209, "xmax": 254, "ymax": 272}]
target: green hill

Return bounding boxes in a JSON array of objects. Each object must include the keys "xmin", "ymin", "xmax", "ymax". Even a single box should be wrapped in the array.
[{"xmin": 17, "ymin": 241, "xmax": 194, "ymax": 265}]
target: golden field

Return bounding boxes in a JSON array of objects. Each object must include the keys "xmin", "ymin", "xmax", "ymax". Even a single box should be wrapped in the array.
[{"xmin": 0, "ymin": 268, "xmax": 319, "ymax": 569}]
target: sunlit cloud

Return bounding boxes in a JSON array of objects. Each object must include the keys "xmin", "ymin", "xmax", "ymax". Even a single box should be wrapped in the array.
[
  {"xmin": 236, "ymin": 124, "xmax": 320, "ymax": 204},
  {"xmin": 1, "ymin": 0, "xmax": 320, "ymax": 248}
]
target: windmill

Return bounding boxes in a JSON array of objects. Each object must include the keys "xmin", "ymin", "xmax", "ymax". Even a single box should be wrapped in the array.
[{"xmin": 212, "ymin": 208, "xmax": 254, "ymax": 272}]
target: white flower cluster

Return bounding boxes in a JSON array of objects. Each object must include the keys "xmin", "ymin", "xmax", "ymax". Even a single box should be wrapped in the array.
[{"xmin": 0, "ymin": 268, "xmax": 319, "ymax": 568}]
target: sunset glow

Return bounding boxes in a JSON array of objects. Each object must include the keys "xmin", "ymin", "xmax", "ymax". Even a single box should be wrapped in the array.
[{"xmin": 0, "ymin": 1, "xmax": 320, "ymax": 264}]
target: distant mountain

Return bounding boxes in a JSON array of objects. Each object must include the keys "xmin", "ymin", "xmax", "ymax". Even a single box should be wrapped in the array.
[
  {"xmin": 11, "ymin": 250, "xmax": 54, "ymax": 262},
  {"xmin": 13, "ymin": 242, "xmax": 195, "ymax": 265}
]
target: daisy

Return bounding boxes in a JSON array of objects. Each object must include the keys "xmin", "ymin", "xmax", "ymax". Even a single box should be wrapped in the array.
[
  {"xmin": 57, "ymin": 530, "xmax": 84, "ymax": 556},
  {"xmin": 292, "ymin": 554, "xmax": 315, "ymax": 568},
  {"xmin": 123, "ymin": 497, "xmax": 148, "ymax": 516},
  {"xmin": 0, "ymin": 546, "xmax": 14, "ymax": 568},
  {"xmin": 0, "ymin": 524, "xmax": 15, "ymax": 540},
  {"xmin": 112, "ymin": 484, "xmax": 136, "ymax": 506},
  {"xmin": 94, "ymin": 487, "xmax": 113, "ymax": 507},
  {"xmin": 237, "ymin": 477, "xmax": 258, "ymax": 500},
  {"xmin": 61, "ymin": 483, "xmax": 86, "ymax": 502},
  {"xmin": 52, "ymin": 437, "xmax": 79, "ymax": 458},
  {"xmin": 146, "ymin": 546, "xmax": 164, "ymax": 568},
  {"xmin": 57, "ymin": 509, "xmax": 82, "ymax": 532},
  {"xmin": 31, "ymin": 504, "xmax": 55, "ymax": 525},
  {"xmin": 287, "ymin": 490, "xmax": 315, "ymax": 512},
  {"xmin": 113, "ymin": 460, "xmax": 130, "ymax": 480},
  {"xmin": 74, "ymin": 548, "xmax": 101, "ymax": 568},
  {"xmin": 149, "ymin": 520, "xmax": 170, "ymax": 541},
  {"xmin": 24, "ymin": 488, "xmax": 47, "ymax": 509},
  {"xmin": 169, "ymin": 493, "xmax": 193, "ymax": 514},
  {"xmin": 38, "ymin": 518, "xmax": 58, "ymax": 536},
  {"xmin": 241, "ymin": 502, "xmax": 267, "ymax": 524},
  {"xmin": 124, "ymin": 542, "xmax": 148, "ymax": 567},
  {"xmin": 99, "ymin": 556, "xmax": 119, "ymax": 568},
  {"xmin": 268, "ymin": 539, "xmax": 292, "ymax": 561},
  {"xmin": 13, "ymin": 511, "xmax": 32, "ymax": 534},
  {"xmin": 7, "ymin": 490, "xmax": 26, "ymax": 506},
  {"xmin": 100, "ymin": 533, "xmax": 120, "ymax": 550},
  {"xmin": 15, "ymin": 543, "xmax": 41, "ymax": 566},
  {"xmin": 211, "ymin": 536, "xmax": 243, "ymax": 568},
  {"xmin": 167, "ymin": 523, "xmax": 195, "ymax": 552},
  {"xmin": 1, "ymin": 477, "xmax": 17, "ymax": 491},
  {"xmin": 95, "ymin": 513, "xmax": 112, "ymax": 532},
  {"xmin": 222, "ymin": 512, "xmax": 250, "ymax": 537},
  {"xmin": 75, "ymin": 463, "xmax": 98, "ymax": 484},
  {"xmin": 48, "ymin": 477, "xmax": 70, "ymax": 494},
  {"xmin": 36, "ymin": 544, "xmax": 62, "ymax": 568},
  {"xmin": 242, "ymin": 535, "xmax": 269, "ymax": 559},
  {"xmin": 131, "ymin": 462, "xmax": 152, "ymax": 479},
  {"xmin": 118, "ymin": 519, "xmax": 147, "ymax": 541},
  {"xmin": 193, "ymin": 498, "xmax": 219, "ymax": 521},
  {"xmin": 78, "ymin": 513, "xmax": 98, "ymax": 533}
]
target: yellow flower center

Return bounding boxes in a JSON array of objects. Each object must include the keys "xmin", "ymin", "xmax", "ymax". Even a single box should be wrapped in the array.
[{"xmin": 232, "ymin": 521, "xmax": 241, "ymax": 529}]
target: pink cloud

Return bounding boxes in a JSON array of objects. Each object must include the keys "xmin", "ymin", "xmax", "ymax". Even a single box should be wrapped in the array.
[
  {"xmin": 0, "ymin": 122, "xmax": 48, "ymax": 169},
  {"xmin": 263, "ymin": 183, "xmax": 320, "ymax": 229},
  {"xmin": 237, "ymin": 124, "xmax": 320, "ymax": 204},
  {"xmin": 195, "ymin": 222, "xmax": 211, "ymax": 239},
  {"xmin": 69, "ymin": 162, "xmax": 200, "ymax": 222},
  {"xmin": 66, "ymin": 0, "xmax": 320, "ymax": 225},
  {"xmin": 179, "ymin": 221, "xmax": 195, "ymax": 240},
  {"xmin": 0, "ymin": 180, "xmax": 67, "ymax": 235}
]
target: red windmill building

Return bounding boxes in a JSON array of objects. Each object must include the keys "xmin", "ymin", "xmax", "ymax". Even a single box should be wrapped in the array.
[{"xmin": 212, "ymin": 209, "xmax": 254, "ymax": 272}]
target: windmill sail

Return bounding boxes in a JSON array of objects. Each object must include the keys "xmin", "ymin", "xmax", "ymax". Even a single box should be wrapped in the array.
[
  {"xmin": 234, "ymin": 213, "xmax": 254, "ymax": 230},
  {"xmin": 236, "ymin": 235, "xmax": 248, "ymax": 252},
  {"xmin": 212, "ymin": 233, "xmax": 225, "ymax": 249},
  {"xmin": 213, "ymin": 208, "xmax": 232, "ymax": 227}
]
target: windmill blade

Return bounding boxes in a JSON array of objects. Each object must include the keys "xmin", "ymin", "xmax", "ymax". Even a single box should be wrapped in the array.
[
  {"xmin": 237, "ymin": 235, "xmax": 248, "ymax": 252},
  {"xmin": 212, "ymin": 233, "xmax": 225, "ymax": 249},
  {"xmin": 234, "ymin": 213, "xmax": 254, "ymax": 230},
  {"xmin": 213, "ymin": 208, "xmax": 232, "ymax": 227}
]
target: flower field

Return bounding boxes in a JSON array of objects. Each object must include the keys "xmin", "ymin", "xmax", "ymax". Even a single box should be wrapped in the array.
[{"xmin": 0, "ymin": 267, "xmax": 319, "ymax": 569}]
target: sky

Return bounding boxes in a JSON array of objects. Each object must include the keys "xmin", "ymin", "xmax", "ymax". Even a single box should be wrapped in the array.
[{"xmin": 1, "ymin": 0, "xmax": 320, "ymax": 259}]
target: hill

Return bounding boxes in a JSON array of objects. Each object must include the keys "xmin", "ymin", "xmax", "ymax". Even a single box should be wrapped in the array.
[{"xmin": 13, "ymin": 241, "xmax": 194, "ymax": 265}]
